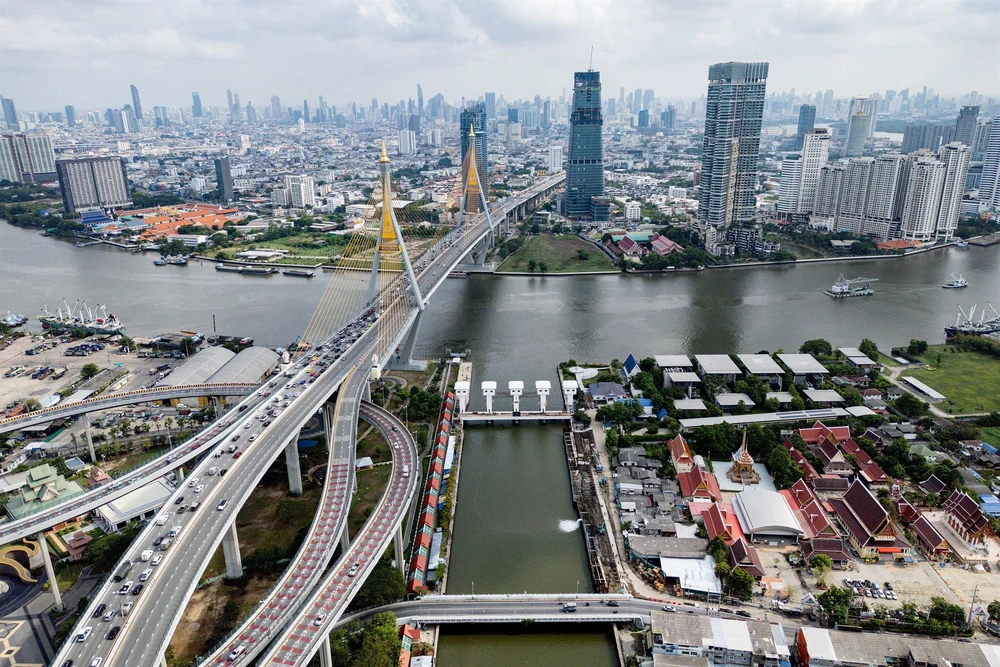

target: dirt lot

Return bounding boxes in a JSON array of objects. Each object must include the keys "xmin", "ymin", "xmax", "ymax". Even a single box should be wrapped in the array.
[
  {"xmin": 169, "ymin": 576, "xmax": 275, "ymax": 660},
  {"xmin": 848, "ymin": 560, "xmax": 961, "ymax": 607}
]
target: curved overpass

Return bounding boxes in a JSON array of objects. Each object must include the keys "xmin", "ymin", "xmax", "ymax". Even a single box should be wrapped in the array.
[
  {"xmin": 200, "ymin": 368, "xmax": 365, "ymax": 666},
  {"xmin": 0, "ymin": 383, "xmax": 258, "ymax": 434},
  {"xmin": 260, "ymin": 402, "xmax": 419, "ymax": 667}
]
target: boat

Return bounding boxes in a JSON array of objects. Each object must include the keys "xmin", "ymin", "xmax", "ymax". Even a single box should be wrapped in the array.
[
  {"xmin": 215, "ymin": 264, "xmax": 244, "ymax": 273},
  {"xmin": 3, "ymin": 312, "xmax": 27, "ymax": 327},
  {"xmin": 447, "ymin": 271, "xmax": 470, "ymax": 279},
  {"xmin": 281, "ymin": 269, "xmax": 315, "ymax": 278},
  {"xmin": 824, "ymin": 274, "xmax": 879, "ymax": 298},
  {"xmin": 167, "ymin": 256, "xmax": 188, "ymax": 266},
  {"xmin": 38, "ymin": 300, "xmax": 126, "ymax": 335},
  {"xmin": 942, "ymin": 274, "xmax": 968, "ymax": 289},
  {"xmin": 945, "ymin": 303, "xmax": 1000, "ymax": 341},
  {"xmin": 955, "ymin": 240, "xmax": 969, "ymax": 248},
  {"xmin": 153, "ymin": 258, "xmax": 167, "ymax": 266},
  {"xmin": 242, "ymin": 266, "xmax": 275, "ymax": 276}
]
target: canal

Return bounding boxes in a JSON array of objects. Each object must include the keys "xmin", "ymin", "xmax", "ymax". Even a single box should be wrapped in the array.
[{"xmin": 2, "ymin": 223, "xmax": 999, "ymax": 663}]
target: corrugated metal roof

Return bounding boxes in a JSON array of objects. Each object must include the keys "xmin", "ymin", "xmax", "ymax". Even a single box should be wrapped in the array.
[
  {"xmin": 162, "ymin": 347, "xmax": 235, "ymax": 386},
  {"xmin": 206, "ymin": 347, "xmax": 279, "ymax": 384}
]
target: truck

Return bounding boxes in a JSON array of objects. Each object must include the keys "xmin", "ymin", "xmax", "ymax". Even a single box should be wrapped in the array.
[
  {"xmin": 113, "ymin": 560, "xmax": 133, "ymax": 582},
  {"xmin": 140, "ymin": 550, "xmax": 153, "ymax": 562}
]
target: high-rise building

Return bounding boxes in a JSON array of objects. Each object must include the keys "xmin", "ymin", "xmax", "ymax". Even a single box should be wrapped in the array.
[
  {"xmin": 284, "ymin": 174, "xmax": 315, "ymax": 208},
  {"xmin": 1, "ymin": 97, "xmax": 18, "ymax": 129},
  {"xmin": 901, "ymin": 123, "xmax": 954, "ymax": 154},
  {"xmin": 417, "ymin": 84, "xmax": 424, "ymax": 118},
  {"xmin": 699, "ymin": 61, "xmax": 769, "ymax": 229},
  {"xmin": 425, "ymin": 129, "xmax": 442, "ymax": 147},
  {"xmin": 508, "ymin": 108, "xmax": 519, "ymax": 123},
  {"xmin": 398, "ymin": 129, "xmax": 417, "ymax": 155},
  {"xmin": 797, "ymin": 128, "xmax": 830, "ymax": 214},
  {"xmin": 302, "ymin": 100, "xmax": 310, "ymax": 123},
  {"xmin": 632, "ymin": 88, "xmax": 642, "ymax": 114},
  {"xmin": 56, "ymin": 156, "xmax": 131, "ymax": 213},
  {"xmin": 548, "ymin": 145, "xmax": 563, "ymax": 173},
  {"xmin": 637, "ymin": 109, "xmax": 649, "ymax": 128},
  {"xmin": 270, "ymin": 95, "xmax": 282, "ymax": 121},
  {"xmin": 900, "ymin": 157, "xmax": 946, "ymax": 241},
  {"xmin": 226, "ymin": 89, "xmax": 234, "ymax": 114},
  {"xmin": 661, "ymin": 105, "xmax": 675, "ymax": 132},
  {"xmin": 838, "ymin": 157, "xmax": 875, "ymax": 220},
  {"xmin": 459, "ymin": 102, "xmax": 487, "ymax": 183},
  {"xmin": 865, "ymin": 154, "xmax": 907, "ymax": 224},
  {"xmin": 191, "ymin": 92, "xmax": 203, "ymax": 118},
  {"xmin": 64, "ymin": 105, "xmax": 76, "ymax": 127},
  {"xmin": 407, "ymin": 114, "xmax": 420, "ymax": 133},
  {"xmin": 214, "ymin": 157, "xmax": 235, "ymax": 203},
  {"xmin": 935, "ymin": 143, "xmax": 971, "ymax": 240},
  {"xmin": 109, "ymin": 108, "xmax": 130, "ymax": 134},
  {"xmin": 794, "ymin": 104, "xmax": 816, "ymax": 150},
  {"xmin": 845, "ymin": 96, "xmax": 877, "ymax": 157},
  {"xmin": 484, "ymin": 92, "xmax": 496, "ymax": 120},
  {"xmin": 973, "ymin": 117, "xmax": 993, "ymax": 162},
  {"xmin": 129, "ymin": 85, "xmax": 144, "ymax": 126},
  {"xmin": 980, "ymin": 115, "xmax": 1000, "ymax": 211},
  {"xmin": 777, "ymin": 155, "xmax": 803, "ymax": 216},
  {"xmin": 0, "ymin": 134, "xmax": 57, "ymax": 183},
  {"xmin": 953, "ymin": 106, "xmax": 979, "ymax": 147},
  {"xmin": 813, "ymin": 164, "xmax": 846, "ymax": 219},
  {"xmin": 246, "ymin": 103, "xmax": 257, "ymax": 124},
  {"xmin": 565, "ymin": 69, "xmax": 608, "ymax": 221}
]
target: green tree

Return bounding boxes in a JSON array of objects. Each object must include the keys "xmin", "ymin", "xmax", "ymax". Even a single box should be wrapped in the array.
[
  {"xmin": 576, "ymin": 249, "xmax": 590, "ymax": 261},
  {"xmin": 527, "ymin": 259, "xmax": 537, "ymax": 273},
  {"xmin": 799, "ymin": 339, "xmax": 833, "ymax": 356},
  {"xmin": 928, "ymin": 596, "xmax": 965, "ymax": 625},
  {"xmin": 894, "ymin": 392, "xmax": 929, "ymax": 417},
  {"xmin": 715, "ymin": 561, "xmax": 731, "ymax": 580},
  {"xmin": 538, "ymin": 262, "xmax": 548, "ymax": 273},
  {"xmin": 817, "ymin": 585, "xmax": 854, "ymax": 625},
  {"xmin": 859, "ymin": 338, "xmax": 879, "ymax": 359},
  {"xmin": 907, "ymin": 339, "xmax": 929, "ymax": 355},
  {"xmin": 80, "ymin": 363, "xmax": 101, "ymax": 379},
  {"xmin": 706, "ymin": 536, "xmax": 728, "ymax": 563},
  {"xmin": 728, "ymin": 567, "xmax": 755, "ymax": 601},
  {"xmin": 810, "ymin": 553, "xmax": 833, "ymax": 588},
  {"xmin": 988, "ymin": 600, "xmax": 1000, "ymax": 623},
  {"xmin": 349, "ymin": 559, "xmax": 406, "ymax": 611},
  {"xmin": 119, "ymin": 336, "xmax": 137, "ymax": 352},
  {"xmin": 24, "ymin": 397, "xmax": 41, "ymax": 412}
]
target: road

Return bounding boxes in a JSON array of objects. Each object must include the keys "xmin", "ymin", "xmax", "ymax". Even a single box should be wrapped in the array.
[
  {"xmin": 259, "ymin": 402, "xmax": 419, "ymax": 667},
  {"xmin": 199, "ymin": 367, "xmax": 365, "ymax": 666}
]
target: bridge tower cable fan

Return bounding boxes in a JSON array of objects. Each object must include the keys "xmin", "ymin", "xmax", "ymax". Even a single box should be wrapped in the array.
[{"xmin": 457, "ymin": 125, "xmax": 494, "ymax": 264}]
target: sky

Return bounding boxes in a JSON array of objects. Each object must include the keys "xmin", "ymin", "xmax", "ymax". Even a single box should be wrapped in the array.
[{"xmin": 1, "ymin": 0, "xmax": 998, "ymax": 111}]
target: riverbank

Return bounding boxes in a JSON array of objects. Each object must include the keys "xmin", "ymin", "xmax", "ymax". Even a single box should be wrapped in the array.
[{"xmin": 496, "ymin": 234, "xmax": 619, "ymax": 274}]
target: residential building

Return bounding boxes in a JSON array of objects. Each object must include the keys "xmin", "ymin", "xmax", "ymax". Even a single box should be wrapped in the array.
[
  {"xmin": 0, "ymin": 133, "xmax": 57, "ymax": 183},
  {"xmin": 284, "ymin": 174, "xmax": 315, "ymax": 208},
  {"xmin": 548, "ymin": 145, "xmax": 563, "ymax": 173},
  {"xmin": 777, "ymin": 154, "xmax": 803, "ymax": 216},
  {"xmin": 566, "ymin": 69, "xmax": 608, "ymax": 221},
  {"xmin": 64, "ymin": 105, "xmax": 76, "ymax": 127},
  {"xmin": 953, "ymin": 105, "xmax": 979, "ymax": 147},
  {"xmin": 398, "ymin": 129, "xmax": 417, "ymax": 155},
  {"xmin": 899, "ymin": 156, "xmax": 945, "ymax": 241},
  {"xmin": 214, "ymin": 157, "xmax": 235, "ymax": 203},
  {"xmin": 459, "ymin": 102, "xmax": 487, "ymax": 184},
  {"xmin": 191, "ymin": 92, "xmax": 203, "ymax": 118},
  {"xmin": 625, "ymin": 200, "xmax": 641, "ymax": 221},
  {"xmin": 934, "ymin": 142, "xmax": 971, "ymax": 241},
  {"xmin": 795, "ymin": 104, "xmax": 816, "ymax": 150},
  {"xmin": 129, "ymin": 84, "xmax": 144, "ymax": 129},
  {"xmin": 978, "ymin": 115, "xmax": 1000, "ymax": 212},
  {"xmin": 794, "ymin": 625, "xmax": 996, "ymax": 667},
  {"xmin": 661, "ymin": 105, "xmax": 675, "ymax": 132},
  {"xmin": 901, "ymin": 122, "xmax": 953, "ymax": 154},
  {"xmin": 779, "ymin": 129, "xmax": 830, "ymax": 217},
  {"xmin": 650, "ymin": 612, "xmax": 791, "ymax": 666},
  {"xmin": 812, "ymin": 164, "xmax": 845, "ymax": 221},
  {"xmin": 667, "ymin": 435, "xmax": 694, "ymax": 474},
  {"xmin": 56, "ymin": 156, "xmax": 132, "ymax": 214},
  {"xmin": 845, "ymin": 96, "xmax": 877, "ymax": 157},
  {"xmin": 973, "ymin": 116, "xmax": 993, "ymax": 162},
  {"xmin": 699, "ymin": 61, "xmax": 769, "ymax": 229}
]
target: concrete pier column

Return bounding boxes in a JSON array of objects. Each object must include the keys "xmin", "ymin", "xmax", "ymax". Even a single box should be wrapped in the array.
[
  {"xmin": 222, "ymin": 522, "xmax": 243, "ymax": 579},
  {"xmin": 362, "ymin": 381, "xmax": 371, "ymax": 404},
  {"xmin": 37, "ymin": 531, "xmax": 63, "ymax": 611},
  {"xmin": 322, "ymin": 403, "xmax": 337, "ymax": 452},
  {"xmin": 320, "ymin": 635, "xmax": 333, "ymax": 667},
  {"xmin": 84, "ymin": 413, "xmax": 96, "ymax": 463},
  {"xmin": 394, "ymin": 524, "xmax": 405, "ymax": 574},
  {"xmin": 175, "ymin": 465, "xmax": 185, "ymax": 484},
  {"xmin": 395, "ymin": 310, "xmax": 423, "ymax": 369},
  {"xmin": 340, "ymin": 523, "xmax": 350, "ymax": 553},
  {"xmin": 285, "ymin": 438, "xmax": 303, "ymax": 496}
]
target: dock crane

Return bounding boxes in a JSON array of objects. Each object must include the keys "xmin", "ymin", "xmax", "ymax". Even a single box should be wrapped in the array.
[{"xmin": 825, "ymin": 273, "xmax": 879, "ymax": 298}]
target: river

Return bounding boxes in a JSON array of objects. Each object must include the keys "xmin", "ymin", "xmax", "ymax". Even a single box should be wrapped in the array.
[{"xmin": 2, "ymin": 223, "xmax": 998, "ymax": 664}]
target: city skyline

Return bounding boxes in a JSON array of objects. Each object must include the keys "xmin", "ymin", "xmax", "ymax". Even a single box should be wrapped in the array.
[{"xmin": 2, "ymin": 0, "xmax": 998, "ymax": 109}]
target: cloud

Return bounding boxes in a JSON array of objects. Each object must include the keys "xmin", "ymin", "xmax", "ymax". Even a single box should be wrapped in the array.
[{"xmin": 1, "ymin": 0, "xmax": 997, "ymax": 109}]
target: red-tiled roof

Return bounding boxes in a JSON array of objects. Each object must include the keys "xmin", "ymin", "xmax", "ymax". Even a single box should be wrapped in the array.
[
  {"xmin": 895, "ymin": 497, "xmax": 920, "ymax": 523},
  {"xmin": 704, "ymin": 502, "xmax": 743, "ymax": 543},
  {"xmin": 943, "ymin": 490, "xmax": 992, "ymax": 538},
  {"xmin": 799, "ymin": 421, "xmax": 851, "ymax": 444},
  {"xmin": 678, "ymin": 466, "xmax": 721, "ymax": 502},
  {"xmin": 843, "ymin": 479, "xmax": 888, "ymax": 535},
  {"xmin": 668, "ymin": 435, "xmax": 694, "ymax": 465},
  {"xmin": 912, "ymin": 516, "xmax": 950, "ymax": 554},
  {"xmin": 728, "ymin": 537, "xmax": 765, "ymax": 579},
  {"xmin": 801, "ymin": 537, "xmax": 851, "ymax": 564}
]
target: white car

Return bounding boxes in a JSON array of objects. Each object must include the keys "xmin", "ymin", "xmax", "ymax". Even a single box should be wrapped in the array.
[
  {"xmin": 228, "ymin": 642, "xmax": 248, "ymax": 660},
  {"xmin": 121, "ymin": 602, "xmax": 133, "ymax": 616},
  {"xmin": 188, "ymin": 478, "xmax": 199, "ymax": 488},
  {"xmin": 194, "ymin": 485, "xmax": 205, "ymax": 493},
  {"xmin": 244, "ymin": 422, "xmax": 251, "ymax": 429},
  {"xmin": 151, "ymin": 555, "xmax": 162, "ymax": 566},
  {"xmin": 248, "ymin": 434, "xmax": 257, "ymax": 442},
  {"xmin": 77, "ymin": 626, "xmax": 93, "ymax": 642},
  {"xmin": 155, "ymin": 515, "xmax": 167, "ymax": 526},
  {"xmin": 313, "ymin": 613, "xmax": 326, "ymax": 626},
  {"xmin": 139, "ymin": 568, "xmax": 152, "ymax": 582}
]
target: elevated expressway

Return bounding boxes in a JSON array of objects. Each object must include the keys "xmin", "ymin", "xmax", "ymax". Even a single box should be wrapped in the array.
[{"xmin": 50, "ymin": 174, "xmax": 562, "ymax": 667}]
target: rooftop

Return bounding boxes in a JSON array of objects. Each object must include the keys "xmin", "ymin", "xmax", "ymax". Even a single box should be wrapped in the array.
[
  {"xmin": 737, "ymin": 354, "xmax": 784, "ymax": 375},
  {"xmin": 695, "ymin": 354, "xmax": 741, "ymax": 375},
  {"xmin": 654, "ymin": 355, "xmax": 694, "ymax": 369},
  {"xmin": 777, "ymin": 353, "xmax": 828, "ymax": 374}
]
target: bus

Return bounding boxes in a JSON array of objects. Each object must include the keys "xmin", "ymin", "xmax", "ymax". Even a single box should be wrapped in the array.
[{"xmin": 113, "ymin": 560, "xmax": 133, "ymax": 582}]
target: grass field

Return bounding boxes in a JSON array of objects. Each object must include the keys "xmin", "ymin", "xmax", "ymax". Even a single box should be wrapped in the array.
[
  {"xmin": 496, "ymin": 234, "xmax": 618, "ymax": 273},
  {"xmin": 981, "ymin": 427, "xmax": 1000, "ymax": 447},
  {"xmin": 902, "ymin": 346, "xmax": 1000, "ymax": 414}
]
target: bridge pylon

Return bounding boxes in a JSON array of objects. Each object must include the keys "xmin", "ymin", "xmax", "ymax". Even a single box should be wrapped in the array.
[{"xmin": 458, "ymin": 125, "xmax": 494, "ymax": 264}]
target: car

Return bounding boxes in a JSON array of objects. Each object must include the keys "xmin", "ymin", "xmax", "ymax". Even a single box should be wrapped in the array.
[
  {"xmin": 155, "ymin": 515, "xmax": 167, "ymax": 526},
  {"xmin": 151, "ymin": 555, "xmax": 162, "ymax": 566},
  {"xmin": 89, "ymin": 659, "xmax": 103, "ymax": 667},
  {"xmin": 607, "ymin": 600, "xmax": 620, "ymax": 607},
  {"xmin": 234, "ymin": 451, "xmax": 242, "ymax": 459},
  {"xmin": 188, "ymin": 478, "xmax": 199, "ymax": 487},
  {"xmin": 719, "ymin": 607, "xmax": 734, "ymax": 614},
  {"xmin": 177, "ymin": 505, "xmax": 187, "ymax": 513},
  {"xmin": 195, "ymin": 485, "xmax": 205, "ymax": 493},
  {"xmin": 139, "ymin": 568, "xmax": 152, "ymax": 582},
  {"xmin": 118, "ymin": 582, "xmax": 132, "ymax": 595},
  {"xmin": 885, "ymin": 581, "xmax": 894, "ymax": 590},
  {"xmin": 208, "ymin": 467, "xmax": 219, "ymax": 476},
  {"xmin": 313, "ymin": 613, "xmax": 327, "ymax": 626},
  {"xmin": 103, "ymin": 608, "xmax": 116, "ymax": 621},
  {"xmin": 248, "ymin": 434, "xmax": 257, "ymax": 442},
  {"xmin": 220, "ymin": 468, "xmax": 228, "ymax": 476},
  {"xmin": 217, "ymin": 500, "xmax": 228, "ymax": 511},
  {"xmin": 214, "ymin": 449, "xmax": 223, "ymax": 458},
  {"xmin": 228, "ymin": 642, "xmax": 248, "ymax": 660},
  {"xmin": 189, "ymin": 502, "xmax": 200, "ymax": 512},
  {"xmin": 60, "ymin": 661, "xmax": 73, "ymax": 667},
  {"xmin": 174, "ymin": 496, "xmax": 185, "ymax": 505},
  {"xmin": 736, "ymin": 610, "xmax": 752, "ymax": 618},
  {"xmin": 131, "ymin": 584, "xmax": 144, "ymax": 595},
  {"xmin": 92, "ymin": 604, "xmax": 107, "ymax": 618},
  {"xmin": 662, "ymin": 605, "xmax": 676, "ymax": 612},
  {"xmin": 231, "ymin": 435, "xmax": 240, "ymax": 442},
  {"xmin": 347, "ymin": 563, "xmax": 361, "ymax": 577},
  {"xmin": 76, "ymin": 627, "xmax": 92, "ymax": 642},
  {"xmin": 106, "ymin": 625, "xmax": 121, "ymax": 641},
  {"xmin": 121, "ymin": 602, "xmax": 133, "ymax": 616},
  {"xmin": 153, "ymin": 536, "xmax": 163, "ymax": 547}
]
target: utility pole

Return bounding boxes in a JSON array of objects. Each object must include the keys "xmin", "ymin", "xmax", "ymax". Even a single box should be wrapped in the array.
[{"xmin": 968, "ymin": 584, "xmax": 979, "ymax": 631}]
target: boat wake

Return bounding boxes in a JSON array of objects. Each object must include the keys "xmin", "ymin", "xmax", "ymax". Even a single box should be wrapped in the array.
[{"xmin": 559, "ymin": 519, "xmax": 582, "ymax": 533}]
